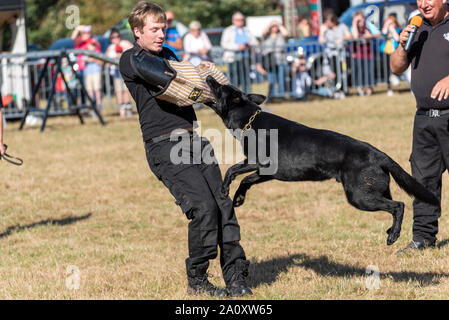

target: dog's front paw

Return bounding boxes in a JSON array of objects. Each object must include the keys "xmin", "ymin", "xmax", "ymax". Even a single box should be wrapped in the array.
[
  {"xmin": 233, "ymin": 194, "xmax": 246, "ymax": 207},
  {"xmin": 386, "ymin": 227, "xmax": 400, "ymax": 246}
]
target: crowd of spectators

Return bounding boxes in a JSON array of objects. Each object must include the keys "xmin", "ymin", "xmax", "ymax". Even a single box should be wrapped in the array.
[{"xmin": 216, "ymin": 8, "xmax": 408, "ymax": 102}]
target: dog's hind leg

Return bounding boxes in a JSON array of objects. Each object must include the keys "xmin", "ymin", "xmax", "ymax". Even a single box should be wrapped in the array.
[
  {"xmin": 341, "ymin": 170, "xmax": 404, "ymax": 245},
  {"xmin": 222, "ymin": 161, "xmax": 259, "ymax": 198},
  {"xmin": 344, "ymin": 187, "xmax": 405, "ymax": 245},
  {"xmin": 233, "ymin": 172, "xmax": 273, "ymax": 207}
]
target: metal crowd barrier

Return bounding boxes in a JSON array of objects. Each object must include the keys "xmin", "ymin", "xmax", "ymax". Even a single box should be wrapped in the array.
[
  {"xmin": 0, "ymin": 38, "xmax": 407, "ymax": 123},
  {"xmin": 0, "ymin": 49, "xmax": 118, "ymax": 121}
]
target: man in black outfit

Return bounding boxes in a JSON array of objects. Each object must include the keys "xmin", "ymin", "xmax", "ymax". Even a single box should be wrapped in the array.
[
  {"xmin": 119, "ymin": 1, "xmax": 252, "ymax": 296},
  {"xmin": 391, "ymin": 0, "xmax": 449, "ymax": 253}
]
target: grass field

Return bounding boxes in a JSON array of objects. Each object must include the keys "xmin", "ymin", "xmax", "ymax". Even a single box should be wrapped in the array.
[{"xmin": 1, "ymin": 88, "xmax": 449, "ymax": 300}]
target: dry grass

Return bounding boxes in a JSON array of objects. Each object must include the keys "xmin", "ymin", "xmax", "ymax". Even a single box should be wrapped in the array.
[{"xmin": 1, "ymin": 88, "xmax": 449, "ymax": 300}]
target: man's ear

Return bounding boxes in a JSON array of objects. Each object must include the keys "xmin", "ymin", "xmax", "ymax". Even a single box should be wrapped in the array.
[
  {"xmin": 247, "ymin": 94, "xmax": 266, "ymax": 105},
  {"xmin": 133, "ymin": 27, "xmax": 141, "ymax": 40}
]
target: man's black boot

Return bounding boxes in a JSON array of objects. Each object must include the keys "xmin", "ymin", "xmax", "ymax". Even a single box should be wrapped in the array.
[
  {"xmin": 396, "ymin": 239, "xmax": 436, "ymax": 254},
  {"xmin": 225, "ymin": 259, "xmax": 252, "ymax": 297},
  {"xmin": 186, "ymin": 261, "xmax": 226, "ymax": 297}
]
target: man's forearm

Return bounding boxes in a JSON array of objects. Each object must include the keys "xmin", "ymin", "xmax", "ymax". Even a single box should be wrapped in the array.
[{"xmin": 390, "ymin": 45, "xmax": 410, "ymax": 75}]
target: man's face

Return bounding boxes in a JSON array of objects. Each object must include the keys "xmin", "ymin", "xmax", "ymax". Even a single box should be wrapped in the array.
[
  {"xmin": 134, "ymin": 15, "xmax": 166, "ymax": 53},
  {"xmin": 190, "ymin": 26, "xmax": 200, "ymax": 36},
  {"xmin": 417, "ymin": 0, "xmax": 446, "ymax": 22},
  {"xmin": 232, "ymin": 14, "xmax": 245, "ymax": 28},
  {"xmin": 166, "ymin": 11, "xmax": 174, "ymax": 28}
]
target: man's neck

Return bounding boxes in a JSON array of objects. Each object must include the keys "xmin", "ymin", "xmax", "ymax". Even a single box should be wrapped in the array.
[{"xmin": 136, "ymin": 41, "xmax": 160, "ymax": 55}]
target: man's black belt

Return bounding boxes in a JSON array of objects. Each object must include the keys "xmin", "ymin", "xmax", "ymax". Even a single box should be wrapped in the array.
[
  {"xmin": 416, "ymin": 109, "xmax": 449, "ymax": 117},
  {"xmin": 149, "ymin": 129, "xmax": 195, "ymax": 144}
]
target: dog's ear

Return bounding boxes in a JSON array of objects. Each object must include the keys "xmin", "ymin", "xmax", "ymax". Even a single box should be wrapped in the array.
[{"xmin": 247, "ymin": 94, "xmax": 266, "ymax": 105}]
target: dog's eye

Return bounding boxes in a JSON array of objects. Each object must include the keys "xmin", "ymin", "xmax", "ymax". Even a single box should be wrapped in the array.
[{"xmin": 232, "ymin": 97, "xmax": 241, "ymax": 104}]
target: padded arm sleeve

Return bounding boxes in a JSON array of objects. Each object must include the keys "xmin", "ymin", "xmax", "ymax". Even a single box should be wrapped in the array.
[{"xmin": 129, "ymin": 48, "xmax": 177, "ymax": 96}]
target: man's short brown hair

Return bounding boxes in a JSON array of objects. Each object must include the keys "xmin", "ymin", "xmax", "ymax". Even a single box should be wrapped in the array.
[{"xmin": 128, "ymin": 1, "xmax": 166, "ymax": 40}]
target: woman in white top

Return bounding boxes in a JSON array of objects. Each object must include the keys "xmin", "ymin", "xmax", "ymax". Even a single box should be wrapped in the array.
[{"xmin": 183, "ymin": 21, "xmax": 212, "ymax": 67}]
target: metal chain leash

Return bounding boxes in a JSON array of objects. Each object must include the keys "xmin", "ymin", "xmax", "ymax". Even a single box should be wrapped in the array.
[{"xmin": 240, "ymin": 109, "xmax": 262, "ymax": 143}]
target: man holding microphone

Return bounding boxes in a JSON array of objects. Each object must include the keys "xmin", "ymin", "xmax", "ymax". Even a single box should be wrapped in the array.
[{"xmin": 391, "ymin": 0, "xmax": 449, "ymax": 252}]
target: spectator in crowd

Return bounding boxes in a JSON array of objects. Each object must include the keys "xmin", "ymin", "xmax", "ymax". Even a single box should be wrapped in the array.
[
  {"xmin": 164, "ymin": 10, "xmax": 183, "ymax": 55},
  {"xmin": 71, "ymin": 25, "xmax": 99, "ymax": 104},
  {"xmin": 350, "ymin": 10, "xmax": 381, "ymax": 96},
  {"xmin": 83, "ymin": 38, "xmax": 103, "ymax": 112},
  {"xmin": 260, "ymin": 20, "xmax": 288, "ymax": 101},
  {"xmin": 380, "ymin": 14, "xmax": 401, "ymax": 96},
  {"xmin": 0, "ymin": 105, "xmax": 5, "ymax": 157},
  {"xmin": 221, "ymin": 11, "xmax": 258, "ymax": 93},
  {"xmin": 291, "ymin": 52, "xmax": 337, "ymax": 101},
  {"xmin": 106, "ymin": 28, "xmax": 133, "ymax": 117},
  {"xmin": 291, "ymin": 55, "xmax": 312, "ymax": 100},
  {"xmin": 319, "ymin": 10, "xmax": 352, "ymax": 99},
  {"xmin": 297, "ymin": 15, "xmax": 312, "ymax": 39},
  {"xmin": 319, "ymin": 11, "xmax": 352, "ymax": 47},
  {"xmin": 183, "ymin": 21, "xmax": 212, "ymax": 67},
  {"xmin": 61, "ymin": 57, "xmax": 78, "ymax": 106},
  {"xmin": 55, "ymin": 58, "xmax": 77, "ymax": 108}
]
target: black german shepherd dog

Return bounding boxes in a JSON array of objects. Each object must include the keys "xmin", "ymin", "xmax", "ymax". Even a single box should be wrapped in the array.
[{"xmin": 205, "ymin": 75, "xmax": 440, "ymax": 246}]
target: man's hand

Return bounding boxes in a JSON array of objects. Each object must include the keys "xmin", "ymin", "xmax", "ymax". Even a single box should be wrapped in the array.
[
  {"xmin": 398, "ymin": 24, "xmax": 414, "ymax": 48},
  {"xmin": 390, "ymin": 25, "xmax": 413, "ymax": 74},
  {"xmin": 431, "ymin": 76, "xmax": 449, "ymax": 101}
]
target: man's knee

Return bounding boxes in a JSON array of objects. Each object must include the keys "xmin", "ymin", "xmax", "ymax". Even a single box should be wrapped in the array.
[{"xmin": 188, "ymin": 199, "xmax": 220, "ymax": 247}]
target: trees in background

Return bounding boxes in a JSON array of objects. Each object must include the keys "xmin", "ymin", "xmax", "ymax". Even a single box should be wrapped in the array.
[{"xmin": 26, "ymin": 0, "xmax": 280, "ymax": 48}]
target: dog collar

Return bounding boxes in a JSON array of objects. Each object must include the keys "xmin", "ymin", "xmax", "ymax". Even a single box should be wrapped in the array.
[{"xmin": 240, "ymin": 109, "xmax": 262, "ymax": 142}]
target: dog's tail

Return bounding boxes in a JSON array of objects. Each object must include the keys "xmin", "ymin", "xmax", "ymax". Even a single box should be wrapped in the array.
[{"xmin": 381, "ymin": 156, "xmax": 440, "ymax": 207}]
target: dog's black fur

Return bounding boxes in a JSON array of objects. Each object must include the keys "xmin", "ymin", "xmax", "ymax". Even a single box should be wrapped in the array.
[{"xmin": 205, "ymin": 76, "xmax": 440, "ymax": 246}]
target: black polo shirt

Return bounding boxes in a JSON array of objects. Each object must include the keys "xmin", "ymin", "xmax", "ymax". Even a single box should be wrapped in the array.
[
  {"xmin": 119, "ymin": 44, "xmax": 196, "ymax": 142},
  {"xmin": 408, "ymin": 14, "xmax": 449, "ymax": 110}
]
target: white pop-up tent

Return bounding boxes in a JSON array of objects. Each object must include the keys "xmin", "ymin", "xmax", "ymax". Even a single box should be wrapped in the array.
[
  {"xmin": 0, "ymin": 0, "xmax": 27, "ymax": 53},
  {"xmin": 0, "ymin": 0, "xmax": 30, "ymax": 110}
]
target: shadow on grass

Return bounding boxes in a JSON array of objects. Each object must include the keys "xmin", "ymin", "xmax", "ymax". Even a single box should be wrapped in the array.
[
  {"xmin": 249, "ymin": 253, "xmax": 449, "ymax": 288},
  {"xmin": 0, "ymin": 213, "xmax": 92, "ymax": 239}
]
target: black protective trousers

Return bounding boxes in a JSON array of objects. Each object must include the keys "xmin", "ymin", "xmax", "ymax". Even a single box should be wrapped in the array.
[
  {"xmin": 145, "ymin": 134, "xmax": 247, "ymax": 283},
  {"xmin": 410, "ymin": 112, "xmax": 449, "ymax": 244}
]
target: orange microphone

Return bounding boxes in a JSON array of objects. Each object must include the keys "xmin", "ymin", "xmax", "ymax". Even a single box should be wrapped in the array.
[{"xmin": 405, "ymin": 16, "xmax": 423, "ymax": 51}]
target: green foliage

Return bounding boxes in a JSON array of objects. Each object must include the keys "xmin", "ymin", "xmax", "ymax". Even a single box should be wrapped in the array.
[
  {"xmin": 155, "ymin": 0, "xmax": 279, "ymax": 28},
  {"xmin": 26, "ymin": 0, "xmax": 280, "ymax": 48}
]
